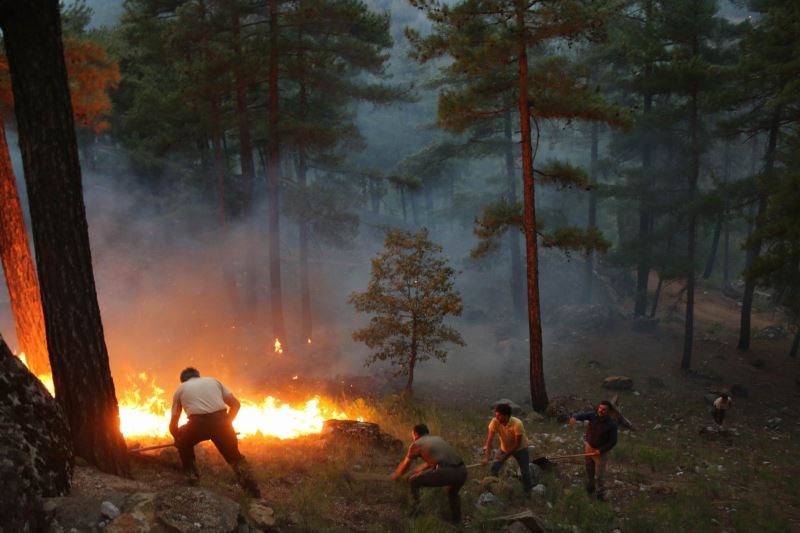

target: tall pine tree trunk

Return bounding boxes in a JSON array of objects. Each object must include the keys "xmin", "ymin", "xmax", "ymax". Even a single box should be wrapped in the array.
[
  {"xmin": 504, "ymin": 110, "xmax": 524, "ymax": 318},
  {"xmin": 703, "ymin": 142, "xmax": 729, "ymax": 280},
  {"xmin": 585, "ymin": 121, "xmax": 599, "ymax": 303},
  {"xmin": 516, "ymin": 6, "xmax": 547, "ymax": 412},
  {"xmin": 233, "ymin": 12, "xmax": 258, "ymax": 318},
  {"xmin": 0, "ymin": 116, "xmax": 49, "ymax": 375},
  {"xmin": 0, "ymin": 0, "xmax": 129, "ymax": 475},
  {"xmin": 296, "ymin": 54, "xmax": 312, "ymax": 342},
  {"xmin": 268, "ymin": 0, "xmax": 287, "ymax": 352},
  {"xmin": 681, "ymin": 72, "xmax": 699, "ymax": 370},
  {"xmin": 739, "ymin": 107, "xmax": 781, "ymax": 350}
]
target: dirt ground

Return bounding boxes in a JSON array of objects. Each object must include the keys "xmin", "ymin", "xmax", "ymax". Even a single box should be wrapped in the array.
[{"xmin": 68, "ymin": 279, "xmax": 800, "ymax": 532}]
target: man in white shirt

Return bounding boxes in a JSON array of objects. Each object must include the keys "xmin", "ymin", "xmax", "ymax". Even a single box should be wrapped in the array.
[{"xmin": 169, "ymin": 367, "xmax": 260, "ymax": 497}]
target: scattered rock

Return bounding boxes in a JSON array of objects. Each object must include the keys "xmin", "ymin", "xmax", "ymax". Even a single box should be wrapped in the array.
[
  {"xmin": 766, "ymin": 417, "xmax": 782, "ymax": 429},
  {"xmin": 754, "ymin": 325, "xmax": 788, "ymax": 340},
  {"xmin": 602, "ymin": 376, "xmax": 634, "ymax": 391},
  {"xmin": 730, "ymin": 384, "xmax": 749, "ymax": 398},
  {"xmin": 531, "ymin": 484, "xmax": 547, "ymax": 497},
  {"xmin": 722, "ymin": 282, "xmax": 744, "ymax": 300},
  {"xmin": 154, "ymin": 487, "xmax": 240, "ymax": 533},
  {"xmin": 476, "ymin": 492, "xmax": 500, "ymax": 507},
  {"xmin": 100, "ymin": 501, "xmax": 121, "ymax": 520},
  {"xmin": 320, "ymin": 420, "xmax": 402, "ymax": 453},
  {"xmin": 479, "ymin": 476, "xmax": 501, "ymax": 492},
  {"xmin": 0, "ymin": 338, "xmax": 73, "ymax": 533},
  {"xmin": 248, "ymin": 501, "xmax": 276, "ymax": 528}
]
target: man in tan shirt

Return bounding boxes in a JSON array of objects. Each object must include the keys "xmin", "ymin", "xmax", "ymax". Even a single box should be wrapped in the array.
[
  {"xmin": 169, "ymin": 367, "xmax": 260, "ymax": 497},
  {"xmin": 391, "ymin": 424, "xmax": 467, "ymax": 523},
  {"xmin": 482, "ymin": 403, "xmax": 533, "ymax": 494}
]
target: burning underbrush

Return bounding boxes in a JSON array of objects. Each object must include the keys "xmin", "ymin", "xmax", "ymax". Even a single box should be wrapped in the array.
[{"xmin": 16, "ymin": 352, "xmax": 380, "ymax": 446}]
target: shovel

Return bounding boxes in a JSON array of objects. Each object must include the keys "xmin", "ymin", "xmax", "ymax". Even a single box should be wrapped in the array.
[{"xmin": 531, "ymin": 452, "xmax": 595, "ymax": 469}]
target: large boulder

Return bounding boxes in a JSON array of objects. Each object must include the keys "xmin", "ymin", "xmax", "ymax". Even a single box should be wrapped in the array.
[
  {"xmin": 545, "ymin": 396, "xmax": 593, "ymax": 422},
  {"xmin": 602, "ymin": 376, "xmax": 634, "ymax": 391},
  {"xmin": 0, "ymin": 336, "xmax": 72, "ymax": 532}
]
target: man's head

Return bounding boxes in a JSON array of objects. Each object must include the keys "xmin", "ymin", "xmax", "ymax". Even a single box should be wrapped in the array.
[
  {"xmin": 179, "ymin": 367, "xmax": 200, "ymax": 383},
  {"xmin": 412, "ymin": 423, "xmax": 429, "ymax": 441},
  {"xmin": 596, "ymin": 400, "xmax": 612, "ymax": 418},
  {"xmin": 494, "ymin": 403, "xmax": 512, "ymax": 424}
]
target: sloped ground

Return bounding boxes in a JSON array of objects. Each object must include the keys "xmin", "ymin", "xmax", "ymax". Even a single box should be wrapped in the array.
[{"xmin": 61, "ymin": 281, "xmax": 799, "ymax": 532}]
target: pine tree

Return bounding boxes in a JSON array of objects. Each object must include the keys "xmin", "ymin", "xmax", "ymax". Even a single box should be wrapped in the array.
[{"xmin": 408, "ymin": 0, "xmax": 626, "ymax": 410}]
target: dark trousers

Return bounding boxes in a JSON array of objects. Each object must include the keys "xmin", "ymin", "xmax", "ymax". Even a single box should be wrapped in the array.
[
  {"xmin": 409, "ymin": 464, "xmax": 467, "ymax": 523},
  {"xmin": 174, "ymin": 410, "xmax": 259, "ymax": 497},
  {"xmin": 490, "ymin": 447, "xmax": 533, "ymax": 493},
  {"xmin": 712, "ymin": 408, "xmax": 726, "ymax": 425}
]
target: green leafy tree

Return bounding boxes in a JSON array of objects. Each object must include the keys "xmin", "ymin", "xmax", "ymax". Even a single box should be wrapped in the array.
[{"xmin": 349, "ymin": 228, "xmax": 464, "ymax": 396}]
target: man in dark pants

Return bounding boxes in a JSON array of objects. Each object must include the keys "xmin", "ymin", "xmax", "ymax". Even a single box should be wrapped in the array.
[
  {"xmin": 169, "ymin": 367, "xmax": 260, "ymax": 497},
  {"xmin": 570, "ymin": 400, "xmax": 618, "ymax": 501},
  {"xmin": 481, "ymin": 403, "xmax": 533, "ymax": 495},
  {"xmin": 391, "ymin": 424, "xmax": 467, "ymax": 524}
]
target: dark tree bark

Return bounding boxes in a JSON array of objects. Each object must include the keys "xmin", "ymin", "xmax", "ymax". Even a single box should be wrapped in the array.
[
  {"xmin": 681, "ymin": 64, "xmax": 699, "ymax": 371},
  {"xmin": 703, "ymin": 142, "xmax": 730, "ymax": 280},
  {"xmin": 503, "ymin": 110, "xmax": 524, "ymax": 318},
  {"xmin": 585, "ymin": 120, "xmax": 599, "ymax": 304},
  {"xmin": 634, "ymin": 86, "xmax": 652, "ymax": 316},
  {"xmin": 739, "ymin": 108, "xmax": 781, "ymax": 351},
  {"xmin": 516, "ymin": 6, "xmax": 547, "ymax": 412},
  {"xmin": 0, "ymin": 115, "xmax": 49, "ymax": 375},
  {"xmin": 790, "ymin": 329, "xmax": 799, "ymax": 359},
  {"xmin": 0, "ymin": 0, "xmax": 129, "ymax": 476},
  {"xmin": 233, "ymin": 13, "xmax": 258, "ymax": 317},
  {"xmin": 268, "ymin": 0, "xmax": 288, "ymax": 351}
]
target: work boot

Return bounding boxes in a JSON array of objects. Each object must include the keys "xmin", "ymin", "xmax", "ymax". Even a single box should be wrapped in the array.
[
  {"xmin": 233, "ymin": 460, "xmax": 261, "ymax": 498},
  {"xmin": 185, "ymin": 465, "xmax": 200, "ymax": 485}
]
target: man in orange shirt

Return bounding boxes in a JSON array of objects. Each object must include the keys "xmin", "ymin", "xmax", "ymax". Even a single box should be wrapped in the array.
[{"xmin": 481, "ymin": 403, "xmax": 532, "ymax": 495}]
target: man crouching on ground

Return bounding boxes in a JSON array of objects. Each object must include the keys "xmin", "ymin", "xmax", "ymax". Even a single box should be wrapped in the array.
[
  {"xmin": 391, "ymin": 424, "xmax": 467, "ymax": 524},
  {"xmin": 169, "ymin": 367, "xmax": 261, "ymax": 497}
]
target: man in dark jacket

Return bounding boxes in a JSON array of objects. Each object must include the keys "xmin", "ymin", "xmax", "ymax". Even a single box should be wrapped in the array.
[{"xmin": 569, "ymin": 400, "xmax": 618, "ymax": 500}]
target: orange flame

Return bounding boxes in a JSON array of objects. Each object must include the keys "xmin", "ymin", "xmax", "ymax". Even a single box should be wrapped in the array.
[
  {"xmin": 16, "ymin": 355, "xmax": 352, "ymax": 440},
  {"xmin": 274, "ymin": 338, "xmax": 283, "ymax": 354}
]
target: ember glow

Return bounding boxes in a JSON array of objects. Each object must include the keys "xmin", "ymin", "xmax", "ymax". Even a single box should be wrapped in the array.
[
  {"xmin": 274, "ymin": 338, "xmax": 283, "ymax": 354},
  {"xmin": 16, "ymin": 355, "xmax": 352, "ymax": 440}
]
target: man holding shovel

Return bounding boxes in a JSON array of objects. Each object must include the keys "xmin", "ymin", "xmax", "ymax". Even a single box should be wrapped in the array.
[
  {"xmin": 391, "ymin": 424, "xmax": 467, "ymax": 524},
  {"xmin": 569, "ymin": 400, "xmax": 618, "ymax": 501},
  {"xmin": 481, "ymin": 403, "xmax": 533, "ymax": 495}
]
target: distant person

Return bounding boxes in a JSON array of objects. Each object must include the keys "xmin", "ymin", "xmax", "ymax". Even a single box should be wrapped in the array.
[
  {"xmin": 169, "ymin": 367, "xmax": 260, "ymax": 497},
  {"xmin": 569, "ymin": 400, "xmax": 618, "ymax": 501},
  {"xmin": 712, "ymin": 393, "xmax": 732, "ymax": 427},
  {"xmin": 391, "ymin": 424, "xmax": 467, "ymax": 524},
  {"xmin": 481, "ymin": 403, "xmax": 533, "ymax": 495}
]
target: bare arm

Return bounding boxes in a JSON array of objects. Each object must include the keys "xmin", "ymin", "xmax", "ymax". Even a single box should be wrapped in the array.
[
  {"xmin": 482, "ymin": 429, "xmax": 496, "ymax": 463},
  {"xmin": 169, "ymin": 413, "xmax": 180, "ymax": 437},
  {"xmin": 223, "ymin": 393, "xmax": 241, "ymax": 422},
  {"xmin": 391, "ymin": 456, "xmax": 412, "ymax": 480}
]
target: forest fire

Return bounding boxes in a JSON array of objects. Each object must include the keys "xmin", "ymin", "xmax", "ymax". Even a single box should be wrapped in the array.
[
  {"xmin": 16, "ymin": 354, "xmax": 352, "ymax": 440},
  {"xmin": 274, "ymin": 338, "xmax": 283, "ymax": 354}
]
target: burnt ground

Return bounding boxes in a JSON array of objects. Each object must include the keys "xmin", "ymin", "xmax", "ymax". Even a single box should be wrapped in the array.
[{"xmin": 66, "ymin": 279, "xmax": 800, "ymax": 532}]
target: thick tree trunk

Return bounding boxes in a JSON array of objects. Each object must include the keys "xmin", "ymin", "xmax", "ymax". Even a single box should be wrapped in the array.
[
  {"xmin": 585, "ymin": 121, "xmax": 599, "ymax": 304},
  {"xmin": 210, "ymin": 98, "xmax": 227, "ymax": 227},
  {"xmin": 703, "ymin": 142, "xmax": 729, "ymax": 280},
  {"xmin": 233, "ymin": 13, "xmax": 258, "ymax": 317},
  {"xmin": 516, "ymin": 8, "xmax": 547, "ymax": 412},
  {"xmin": 0, "ymin": 0, "xmax": 129, "ymax": 476},
  {"xmin": 739, "ymin": 109, "xmax": 780, "ymax": 350},
  {"xmin": 0, "ymin": 117, "xmax": 49, "ymax": 375},
  {"xmin": 681, "ymin": 78, "xmax": 699, "ymax": 370},
  {"xmin": 504, "ymin": 110, "xmax": 524, "ymax": 318},
  {"xmin": 268, "ymin": 0, "xmax": 287, "ymax": 352}
]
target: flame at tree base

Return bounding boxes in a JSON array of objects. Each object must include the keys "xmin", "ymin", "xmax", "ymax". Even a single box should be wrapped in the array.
[{"xmin": 15, "ymin": 354, "xmax": 353, "ymax": 441}]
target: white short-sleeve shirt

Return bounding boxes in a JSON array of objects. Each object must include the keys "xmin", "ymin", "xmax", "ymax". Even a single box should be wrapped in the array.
[{"xmin": 171, "ymin": 376, "xmax": 232, "ymax": 416}]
